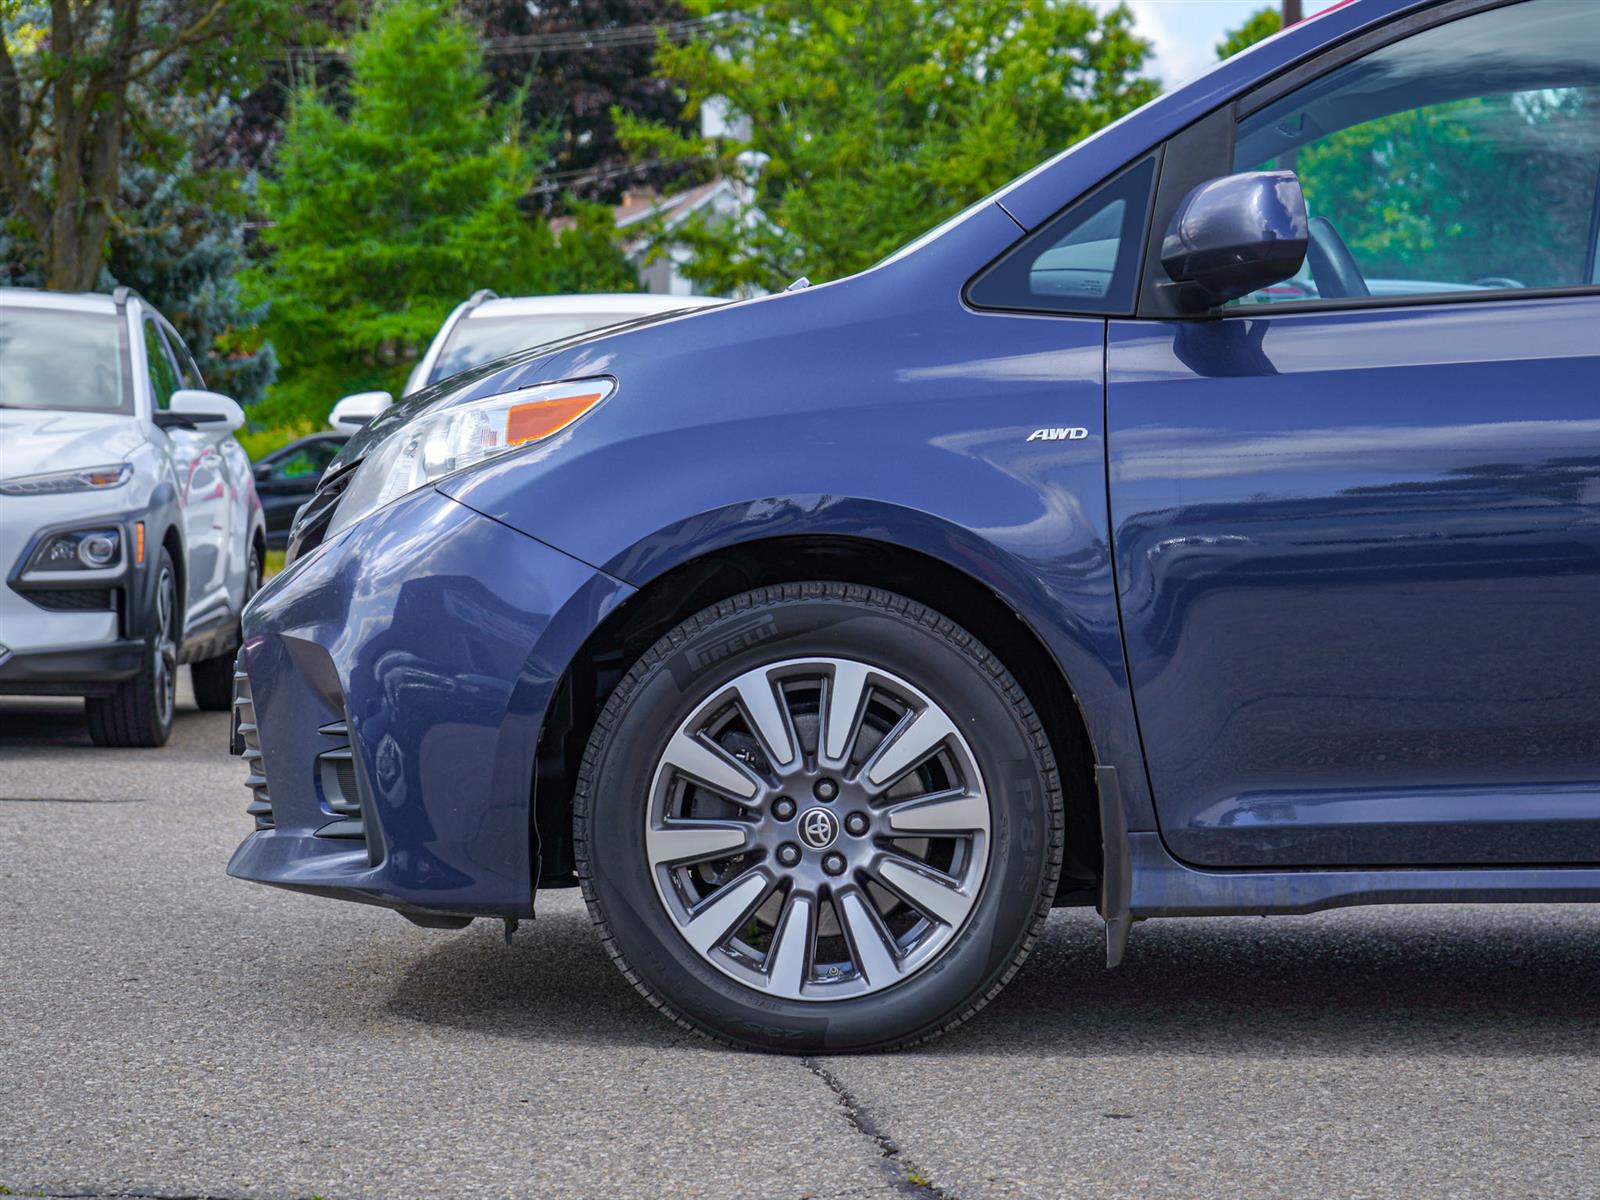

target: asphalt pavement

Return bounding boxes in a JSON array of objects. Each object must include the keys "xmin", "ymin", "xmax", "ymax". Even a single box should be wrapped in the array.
[{"xmin": 2, "ymin": 681, "xmax": 1597, "ymax": 1200}]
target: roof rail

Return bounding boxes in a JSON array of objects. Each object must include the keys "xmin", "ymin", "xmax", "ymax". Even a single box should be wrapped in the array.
[
  {"xmin": 111, "ymin": 285, "xmax": 139, "ymax": 311},
  {"xmin": 465, "ymin": 288, "xmax": 499, "ymax": 312}
]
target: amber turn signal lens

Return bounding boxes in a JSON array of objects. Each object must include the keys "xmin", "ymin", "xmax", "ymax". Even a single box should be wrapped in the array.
[
  {"xmin": 505, "ymin": 392, "xmax": 606, "ymax": 446},
  {"xmin": 135, "ymin": 521, "xmax": 146, "ymax": 565}
]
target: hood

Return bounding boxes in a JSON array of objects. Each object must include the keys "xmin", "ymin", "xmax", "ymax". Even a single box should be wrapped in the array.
[{"xmin": 0, "ymin": 409, "xmax": 143, "ymax": 481}]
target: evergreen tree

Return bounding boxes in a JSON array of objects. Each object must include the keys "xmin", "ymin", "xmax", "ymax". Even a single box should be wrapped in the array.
[
  {"xmin": 106, "ymin": 97, "xmax": 278, "ymax": 406},
  {"xmin": 245, "ymin": 0, "xmax": 637, "ymax": 426},
  {"xmin": 619, "ymin": 0, "xmax": 1158, "ymax": 295}
]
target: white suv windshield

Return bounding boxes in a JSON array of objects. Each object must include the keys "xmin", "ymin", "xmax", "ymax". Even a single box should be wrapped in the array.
[
  {"xmin": 432, "ymin": 313, "xmax": 634, "ymax": 383},
  {"xmin": 0, "ymin": 309, "xmax": 130, "ymax": 414}
]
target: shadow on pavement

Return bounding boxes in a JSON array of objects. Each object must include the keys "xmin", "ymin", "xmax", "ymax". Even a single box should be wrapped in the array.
[
  {"xmin": 389, "ymin": 899, "xmax": 1600, "ymax": 1058},
  {"xmin": 386, "ymin": 905, "xmax": 699, "ymax": 1051},
  {"xmin": 0, "ymin": 677, "xmax": 215, "ymax": 754}
]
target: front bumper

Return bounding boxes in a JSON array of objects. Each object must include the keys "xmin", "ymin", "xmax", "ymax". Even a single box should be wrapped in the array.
[
  {"xmin": 0, "ymin": 639, "xmax": 145, "ymax": 694},
  {"xmin": 226, "ymin": 486, "xmax": 633, "ymax": 920},
  {"xmin": 0, "ymin": 497, "xmax": 157, "ymax": 694}
]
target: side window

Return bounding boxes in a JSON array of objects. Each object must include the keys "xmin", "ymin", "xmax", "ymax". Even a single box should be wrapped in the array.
[
  {"xmin": 967, "ymin": 156, "xmax": 1158, "ymax": 315},
  {"xmin": 1233, "ymin": 0, "xmax": 1600, "ymax": 305},
  {"xmin": 142, "ymin": 318, "xmax": 180, "ymax": 411},
  {"xmin": 160, "ymin": 318, "xmax": 205, "ymax": 390}
]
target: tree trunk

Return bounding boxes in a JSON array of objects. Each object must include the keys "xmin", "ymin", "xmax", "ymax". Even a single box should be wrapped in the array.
[{"xmin": 36, "ymin": 0, "xmax": 136, "ymax": 292}]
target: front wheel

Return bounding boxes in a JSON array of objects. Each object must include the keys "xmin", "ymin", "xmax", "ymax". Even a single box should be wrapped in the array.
[
  {"xmin": 575, "ymin": 583, "xmax": 1064, "ymax": 1052},
  {"xmin": 87, "ymin": 549, "xmax": 178, "ymax": 748}
]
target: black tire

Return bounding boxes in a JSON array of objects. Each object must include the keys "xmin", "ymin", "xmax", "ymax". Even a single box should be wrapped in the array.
[
  {"xmin": 87, "ymin": 548, "xmax": 178, "ymax": 748},
  {"xmin": 190, "ymin": 655, "xmax": 234, "ymax": 711},
  {"xmin": 575, "ymin": 582, "xmax": 1064, "ymax": 1053},
  {"xmin": 191, "ymin": 542, "xmax": 260, "ymax": 711}
]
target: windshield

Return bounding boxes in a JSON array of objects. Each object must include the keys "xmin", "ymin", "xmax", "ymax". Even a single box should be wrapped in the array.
[
  {"xmin": 0, "ymin": 309, "xmax": 130, "ymax": 414},
  {"xmin": 432, "ymin": 313, "xmax": 637, "ymax": 383}
]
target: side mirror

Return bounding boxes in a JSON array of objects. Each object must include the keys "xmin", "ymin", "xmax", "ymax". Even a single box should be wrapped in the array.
[
  {"xmin": 156, "ymin": 388, "xmax": 246, "ymax": 433},
  {"xmin": 253, "ymin": 461, "xmax": 273, "ymax": 481},
  {"xmin": 329, "ymin": 390, "xmax": 393, "ymax": 433},
  {"xmin": 1160, "ymin": 170, "xmax": 1307, "ymax": 310}
]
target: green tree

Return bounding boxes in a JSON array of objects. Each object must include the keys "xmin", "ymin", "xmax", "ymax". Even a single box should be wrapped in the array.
[
  {"xmin": 621, "ymin": 0, "xmax": 1157, "ymax": 295},
  {"xmin": 0, "ymin": 77, "xmax": 279, "ymax": 405},
  {"xmin": 1216, "ymin": 7, "xmax": 1279, "ymax": 61},
  {"xmin": 106, "ymin": 97, "xmax": 278, "ymax": 406},
  {"xmin": 0, "ymin": 0, "xmax": 291, "ymax": 290},
  {"xmin": 245, "ymin": 0, "xmax": 637, "ymax": 426}
]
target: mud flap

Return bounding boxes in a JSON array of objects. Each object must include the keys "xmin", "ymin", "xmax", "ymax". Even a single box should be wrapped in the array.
[{"xmin": 1096, "ymin": 765, "xmax": 1133, "ymax": 968}]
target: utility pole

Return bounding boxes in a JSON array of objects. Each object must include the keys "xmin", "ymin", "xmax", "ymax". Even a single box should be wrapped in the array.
[{"xmin": 1283, "ymin": 0, "xmax": 1303, "ymax": 24}]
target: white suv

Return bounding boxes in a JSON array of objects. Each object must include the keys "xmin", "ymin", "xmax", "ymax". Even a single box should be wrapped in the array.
[
  {"xmin": 0, "ymin": 287, "xmax": 266, "ymax": 746},
  {"xmin": 402, "ymin": 291, "xmax": 727, "ymax": 396}
]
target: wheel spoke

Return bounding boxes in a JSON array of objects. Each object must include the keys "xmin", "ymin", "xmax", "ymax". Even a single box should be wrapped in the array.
[
  {"xmin": 727, "ymin": 666, "xmax": 796, "ymax": 769},
  {"xmin": 885, "ymin": 787, "xmax": 988, "ymax": 834},
  {"xmin": 765, "ymin": 891, "xmax": 814, "ymax": 994},
  {"xmin": 864, "ymin": 704, "xmax": 958, "ymax": 790},
  {"xmin": 661, "ymin": 730, "xmax": 762, "ymax": 804},
  {"xmin": 681, "ymin": 869, "xmax": 773, "ymax": 955},
  {"xmin": 647, "ymin": 821, "xmax": 751, "ymax": 867},
  {"xmin": 875, "ymin": 856, "xmax": 971, "ymax": 927},
  {"xmin": 837, "ymin": 889, "xmax": 901, "ymax": 987},
  {"xmin": 822, "ymin": 660, "xmax": 871, "ymax": 766}
]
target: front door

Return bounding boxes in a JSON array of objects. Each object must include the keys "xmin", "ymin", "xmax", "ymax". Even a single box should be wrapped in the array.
[
  {"xmin": 144, "ymin": 317, "xmax": 229, "ymax": 631},
  {"xmin": 1107, "ymin": 0, "xmax": 1600, "ymax": 868}
]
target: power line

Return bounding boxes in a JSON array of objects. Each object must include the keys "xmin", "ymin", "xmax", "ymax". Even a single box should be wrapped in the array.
[{"xmin": 275, "ymin": 15, "xmax": 748, "ymax": 62}]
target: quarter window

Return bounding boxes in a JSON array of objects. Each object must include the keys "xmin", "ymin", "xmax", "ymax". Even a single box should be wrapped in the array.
[
  {"xmin": 1233, "ymin": 0, "xmax": 1600, "ymax": 305},
  {"xmin": 967, "ymin": 156, "xmax": 1158, "ymax": 315}
]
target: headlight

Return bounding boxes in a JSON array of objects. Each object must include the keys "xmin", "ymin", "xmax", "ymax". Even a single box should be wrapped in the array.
[
  {"xmin": 0, "ymin": 463, "xmax": 132, "ymax": 496},
  {"xmin": 25, "ymin": 527, "xmax": 123, "ymax": 572},
  {"xmin": 326, "ymin": 378, "xmax": 614, "ymax": 539}
]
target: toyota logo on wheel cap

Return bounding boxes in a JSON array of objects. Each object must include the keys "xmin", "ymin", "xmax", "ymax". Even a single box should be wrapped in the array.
[{"xmin": 798, "ymin": 807, "xmax": 839, "ymax": 850}]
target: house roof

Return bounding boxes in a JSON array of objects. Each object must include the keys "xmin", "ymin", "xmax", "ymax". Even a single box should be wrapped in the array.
[{"xmin": 550, "ymin": 178, "xmax": 735, "ymax": 243}]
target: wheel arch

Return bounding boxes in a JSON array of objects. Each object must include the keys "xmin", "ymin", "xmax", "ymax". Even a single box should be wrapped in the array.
[{"xmin": 531, "ymin": 532, "xmax": 1103, "ymax": 902}]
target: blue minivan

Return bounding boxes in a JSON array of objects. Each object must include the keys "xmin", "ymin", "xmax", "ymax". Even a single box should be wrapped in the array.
[{"xmin": 230, "ymin": 0, "xmax": 1600, "ymax": 1051}]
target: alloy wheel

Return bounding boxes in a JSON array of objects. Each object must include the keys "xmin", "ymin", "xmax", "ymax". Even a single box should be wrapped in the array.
[
  {"xmin": 153, "ymin": 564, "xmax": 177, "ymax": 729},
  {"xmin": 645, "ymin": 656, "xmax": 991, "ymax": 1001}
]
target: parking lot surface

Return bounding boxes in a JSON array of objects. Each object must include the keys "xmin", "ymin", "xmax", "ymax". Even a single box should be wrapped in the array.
[{"xmin": 2, "ymin": 683, "xmax": 1597, "ymax": 1200}]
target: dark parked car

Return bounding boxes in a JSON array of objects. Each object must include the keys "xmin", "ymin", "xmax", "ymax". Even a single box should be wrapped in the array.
[
  {"xmin": 231, "ymin": 0, "xmax": 1600, "ymax": 1053},
  {"xmin": 252, "ymin": 434, "xmax": 347, "ymax": 549}
]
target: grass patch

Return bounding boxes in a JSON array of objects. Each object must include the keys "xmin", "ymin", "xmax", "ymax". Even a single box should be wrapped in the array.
[{"xmin": 265, "ymin": 548, "xmax": 287, "ymax": 578}]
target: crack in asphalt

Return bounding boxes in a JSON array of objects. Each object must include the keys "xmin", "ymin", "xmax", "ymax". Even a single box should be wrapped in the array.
[{"xmin": 802, "ymin": 1057, "xmax": 960, "ymax": 1200}]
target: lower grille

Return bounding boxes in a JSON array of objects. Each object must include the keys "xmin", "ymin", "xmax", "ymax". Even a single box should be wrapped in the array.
[
  {"xmin": 232, "ymin": 662, "xmax": 273, "ymax": 829},
  {"xmin": 29, "ymin": 588, "xmax": 114, "ymax": 611},
  {"xmin": 316, "ymin": 719, "xmax": 369, "ymax": 844}
]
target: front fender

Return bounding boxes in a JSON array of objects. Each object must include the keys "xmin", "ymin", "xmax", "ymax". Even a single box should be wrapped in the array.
[{"xmin": 436, "ymin": 202, "xmax": 1155, "ymax": 823}]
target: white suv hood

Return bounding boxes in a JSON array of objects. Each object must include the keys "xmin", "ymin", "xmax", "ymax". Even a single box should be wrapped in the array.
[{"xmin": 0, "ymin": 409, "xmax": 143, "ymax": 481}]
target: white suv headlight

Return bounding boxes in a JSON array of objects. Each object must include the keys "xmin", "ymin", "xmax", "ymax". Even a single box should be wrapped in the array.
[
  {"xmin": 326, "ymin": 378, "xmax": 614, "ymax": 539},
  {"xmin": 0, "ymin": 463, "xmax": 132, "ymax": 496}
]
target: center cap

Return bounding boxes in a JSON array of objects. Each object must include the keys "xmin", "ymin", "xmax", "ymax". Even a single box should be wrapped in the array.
[{"xmin": 798, "ymin": 807, "xmax": 840, "ymax": 850}]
